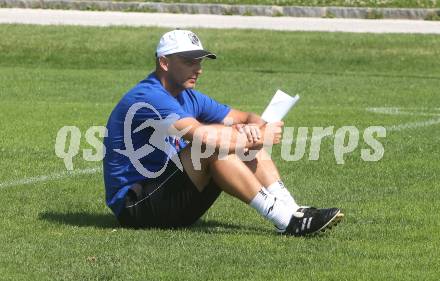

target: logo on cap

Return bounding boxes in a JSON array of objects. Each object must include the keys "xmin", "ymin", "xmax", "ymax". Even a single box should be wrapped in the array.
[{"xmin": 188, "ymin": 33, "xmax": 200, "ymax": 46}]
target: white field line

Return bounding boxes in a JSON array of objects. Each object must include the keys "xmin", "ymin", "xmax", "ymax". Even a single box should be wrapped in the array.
[
  {"xmin": 0, "ymin": 166, "xmax": 102, "ymax": 189},
  {"xmin": 366, "ymin": 107, "xmax": 440, "ymax": 117},
  {"xmin": 366, "ymin": 107, "xmax": 440, "ymax": 132},
  {"xmin": 385, "ymin": 118, "xmax": 440, "ymax": 131}
]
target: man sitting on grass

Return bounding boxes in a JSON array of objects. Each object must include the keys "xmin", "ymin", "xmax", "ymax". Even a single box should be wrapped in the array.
[{"xmin": 103, "ymin": 29, "xmax": 343, "ymax": 236}]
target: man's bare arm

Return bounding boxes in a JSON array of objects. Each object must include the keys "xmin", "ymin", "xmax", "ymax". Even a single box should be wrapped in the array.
[
  {"xmin": 170, "ymin": 117, "xmax": 282, "ymax": 153},
  {"xmin": 223, "ymin": 109, "xmax": 266, "ymax": 127}
]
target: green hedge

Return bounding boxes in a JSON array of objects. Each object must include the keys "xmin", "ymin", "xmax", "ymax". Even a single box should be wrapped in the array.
[{"xmin": 87, "ymin": 0, "xmax": 440, "ymax": 8}]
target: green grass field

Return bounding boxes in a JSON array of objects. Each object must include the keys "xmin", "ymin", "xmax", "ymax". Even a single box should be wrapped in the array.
[
  {"xmin": 1, "ymin": 25, "xmax": 439, "ymax": 280},
  {"xmin": 89, "ymin": 0, "xmax": 440, "ymax": 8}
]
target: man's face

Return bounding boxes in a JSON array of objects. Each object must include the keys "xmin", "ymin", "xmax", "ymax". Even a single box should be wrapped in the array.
[{"xmin": 166, "ymin": 55, "xmax": 203, "ymax": 90}]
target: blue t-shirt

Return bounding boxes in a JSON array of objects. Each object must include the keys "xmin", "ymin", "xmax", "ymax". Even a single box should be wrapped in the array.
[{"xmin": 103, "ymin": 72, "xmax": 230, "ymax": 216}]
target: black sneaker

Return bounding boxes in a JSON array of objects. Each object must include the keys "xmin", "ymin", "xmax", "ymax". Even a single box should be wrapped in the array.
[{"xmin": 280, "ymin": 207, "xmax": 344, "ymax": 236}]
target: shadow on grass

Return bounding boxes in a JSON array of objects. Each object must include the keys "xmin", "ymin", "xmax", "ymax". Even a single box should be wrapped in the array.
[
  {"xmin": 38, "ymin": 211, "xmax": 270, "ymax": 235},
  {"xmin": 190, "ymin": 220, "xmax": 271, "ymax": 236},
  {"xmin": 39, "ymin": 211, "xmax": 119, "ymax": 229}
]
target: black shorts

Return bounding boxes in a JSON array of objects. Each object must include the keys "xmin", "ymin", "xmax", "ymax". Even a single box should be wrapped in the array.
[{"xmin": 117, "ymin": 159, "xmax": 221, "ymax": 229}]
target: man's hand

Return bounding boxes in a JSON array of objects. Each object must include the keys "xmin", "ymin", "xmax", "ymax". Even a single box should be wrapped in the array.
[
  {"xmin": 235, "ymin": 121, "xmax": 284, "ymax": 150},
  {"xmin": 262, "ymin": 121, "xmax": 284, "ymax": 145},
  {"xmin": 235, "ymin": 123, "xmax": 261, "ymax": 144}
]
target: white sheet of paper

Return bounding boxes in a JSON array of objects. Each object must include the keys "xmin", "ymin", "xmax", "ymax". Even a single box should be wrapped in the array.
[{"xmin": 261, "ymin": 89, "xmax": 300, "ymax": 123}]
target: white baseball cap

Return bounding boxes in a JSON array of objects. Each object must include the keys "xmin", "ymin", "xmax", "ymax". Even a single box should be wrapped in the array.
[{"xmin": 156, "ymin": 30, "xmax": 216, "ymax": 59}]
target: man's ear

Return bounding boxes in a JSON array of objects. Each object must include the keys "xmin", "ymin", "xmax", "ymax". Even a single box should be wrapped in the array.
[{"xmin": 158, "ymin": 56, "xmax": 169, "ymax": 72}]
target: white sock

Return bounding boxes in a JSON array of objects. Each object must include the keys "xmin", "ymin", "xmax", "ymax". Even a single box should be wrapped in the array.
[
  {"xmin": 266, "ymin": 180, "xmax": 300, "ymax": 211},
  {"xmin": 249, "ymin": 187, "xmax": 293, "ymax": 230}
]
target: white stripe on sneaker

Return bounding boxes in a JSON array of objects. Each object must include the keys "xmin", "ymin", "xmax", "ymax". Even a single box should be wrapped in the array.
[{"xmin": 307, "ymin": 217, "xmax": 313, "ymax": 230}]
